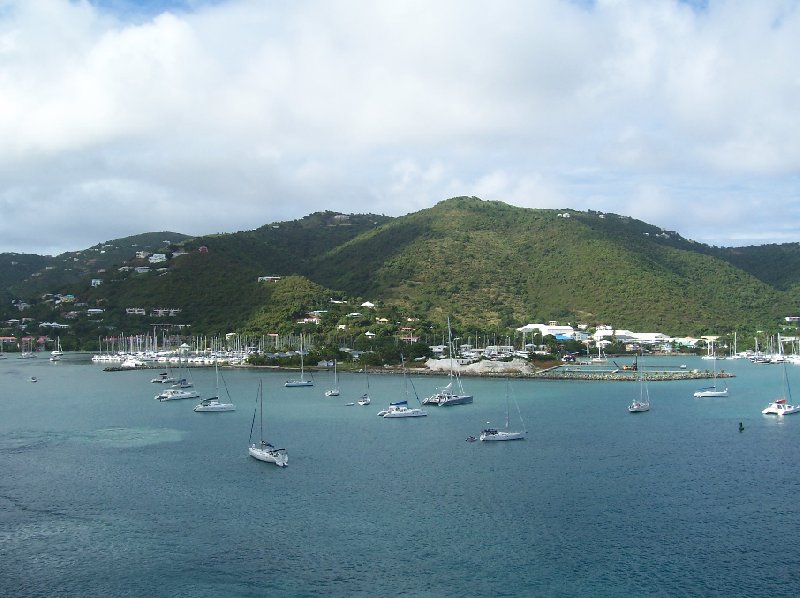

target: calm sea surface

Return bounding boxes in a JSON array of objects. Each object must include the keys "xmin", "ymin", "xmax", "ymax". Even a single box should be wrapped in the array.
[{"xmin": 1, "ymin": 355, "xmax": 799, "ymax": 597}]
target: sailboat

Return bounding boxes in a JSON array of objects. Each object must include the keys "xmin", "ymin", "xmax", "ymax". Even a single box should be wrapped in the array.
[
  {"xmin": 693, "ymin": 356, "xmax": 728, "ymax": 398},
  {"xmin": 285, "ymin": 336, "xmax": 314, "ymax": 387},
  {"xmin": 763, "ymin": 341, "xmax": 800, "ymax": 416},
  {"xmin": 628, "ymin": 361, "xmax": 650, "ymax": 412},
  {"xmin": 357, "ymin": 366, "xmax": 371, "ymax": 405},
  {"xmin": 171, "ymin": 362, "xmax": 194, "ymax": 389},
  {"xmin": 380, "ymin": 356, "xmax": 427, "ymax": 418},
  {"xmin": 325, "ymin": 360, "xmax": 340, "ymax": 396},
  {"xmin": 424, "ymin": 316, "xmax": 473, "ymax": 406},
  {"xmin": 480, "ymin": 379, "xmax": 525, "ymax": 440},
  {"xmin": 194, "ymin": 362, "xmax": 235, "ymax": 412},
  {"xmin": 248, "ymin": 380, "xmax": 288, "ymax": 467},
  {"xmin": 50, "ymin": 337, "xmax": 63, "ymax": 362}
]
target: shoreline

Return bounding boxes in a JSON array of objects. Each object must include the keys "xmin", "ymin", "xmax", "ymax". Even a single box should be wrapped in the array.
[{"xmin": 98, "ymin": 355, "xmax": 732, "ymax": 382}]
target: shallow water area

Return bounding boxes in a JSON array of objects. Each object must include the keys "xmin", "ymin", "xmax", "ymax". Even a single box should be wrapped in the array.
[{"xmin": 1, "ymin": 355, "xmax": 798, "ymax": 597}]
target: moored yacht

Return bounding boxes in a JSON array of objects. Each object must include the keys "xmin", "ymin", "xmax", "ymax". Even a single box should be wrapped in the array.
[
  {"xmin": 155, "ymin": 388, "xmax": 200, "ymax": 401},
  {"xmin": 194, "ymin": 397, "xmax": 235, "ymax": 412},
  {"xmin": 381, "ymin": 401, "xmax": 427, "ymax": 418},
  {"xmin": 762, "ymin": 398, "xmax": 800, "ymax": 416},
  {"xmin": 479, "ymin": 427, "xmax": 525, "ymax": 441}
]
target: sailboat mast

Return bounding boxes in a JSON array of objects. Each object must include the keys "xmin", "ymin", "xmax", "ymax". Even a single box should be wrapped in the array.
[{"xmin": 260, "ymin": 381, "xmax": 264, "ymax": 442}]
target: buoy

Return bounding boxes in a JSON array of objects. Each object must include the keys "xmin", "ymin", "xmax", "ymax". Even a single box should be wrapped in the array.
[{"xmin": 739, "ymin": 422, "xmax": 744, "ymax": 432}]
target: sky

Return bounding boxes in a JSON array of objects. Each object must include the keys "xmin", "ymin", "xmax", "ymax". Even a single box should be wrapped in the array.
[{"xmin": 1, "ymin": 0, "xmax": 799, "ymax": 255}]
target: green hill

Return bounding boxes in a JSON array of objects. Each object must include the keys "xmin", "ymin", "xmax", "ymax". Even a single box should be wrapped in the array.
[{"xmin": 2, "ymin": 198, "xmax": 798, "ymax": 350}]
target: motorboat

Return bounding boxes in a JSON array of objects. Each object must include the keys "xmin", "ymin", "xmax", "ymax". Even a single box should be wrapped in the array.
[
  {"xmin": 29, "ymin": 376, "xmax": 38, "ymax": 383},
  {"xmin": 155, "ymin": 388, "xmax": 200, "ymax": 401},
  {"xmin": 194, "ymin": 397, "xmax": 235, "ymax": 412},
  {"xmin": 762, "ymin": 398, "xmax": 800, "ymax": 416}
]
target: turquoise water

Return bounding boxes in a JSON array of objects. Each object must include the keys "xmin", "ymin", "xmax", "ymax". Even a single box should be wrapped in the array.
[{"xmin": 1, "ymin": 356, "xmax": 798, "ymax": 597}]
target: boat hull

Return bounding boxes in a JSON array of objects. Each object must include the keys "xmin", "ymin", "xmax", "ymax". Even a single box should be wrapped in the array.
[
  {"xmin": 155, "ymin": 390, "xmax": 200, "ymax": 401},
  {"xmin": 762, "ymin": 402, "xmax": 800, "ymax": 415},
  {"xmin": 424, "ymin": 393, "xmax": 474, "ymax": 406},
  {"xmin": 480, "ymin": 430, "xmax": 524, "ymax": 441},
  {"xmin": 194, "ymin": 402, "xmax": 235, "ymax": 412},
  {"xmin": 285, "ymin": 380, "xmax": 314, "ymax": 387},
  {"xmin": 382, "ymin": 408, "xmax": 427, "ymax": 418},
  {"xmin": 693, "ymin": 388, "xmax": 728, "ymax": 398},
  {"xmin": 249, "ymin": 445, "xmax": 288, "ymax": 467}
]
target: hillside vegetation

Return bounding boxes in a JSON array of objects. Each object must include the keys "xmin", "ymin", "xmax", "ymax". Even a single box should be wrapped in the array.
[{"xmin": 2, "ymin": 198, "xmax": 798, "ymax": 350}]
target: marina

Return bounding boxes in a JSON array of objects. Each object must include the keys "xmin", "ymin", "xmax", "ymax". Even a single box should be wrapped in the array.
[{"xmin": 1, "ymin": 354, "xmax": 797, "ymax": 596}]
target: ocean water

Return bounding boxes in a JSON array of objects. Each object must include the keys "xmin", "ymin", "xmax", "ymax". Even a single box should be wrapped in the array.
[{"xmin": 1, "ymin": 356, "xmax": 799, "ymax": 597}]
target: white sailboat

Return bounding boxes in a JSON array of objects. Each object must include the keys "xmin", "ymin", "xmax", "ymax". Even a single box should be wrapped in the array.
[
  {"xmin": 194, "ymin": 362, "xmax": 235, "ymax": 412},
  {"xmin": 424, "ymin": 317, "xmax": 473, "ymax": 406},
  {"xmin": 50, "ymin": 337, "xmax": 63, "ymax": 361},
  {"xmin": 628, "ymin": 359, "xmax": 650, "ymax": 412},
  {"xmin": 155, "ymin": 388, "xmax": 201, "ymax": 401},
  {"xmin": 285, "ymin": 336, "xmax": 313, "ymax": 387},
  {"xmin": 693, "ymin": 355, "xmax": 728, "ymax": 398},
  {"xmin": 248, "ymin": 380, "xmax": 288, "ymax": 467},
  {"xmin": 480, "ymin": 379, "xmax": 525, "ymax": 440},
  {"xmin": 763, "ymin": 342, "xmax": 800, "ymax": 416},
  {"xmin": 380, "ymin": 356, "xmax": 426, "ymax": 418},
  {"xmin": 357, "ymin": 367, "xmax": 371, "ymax": 405},
  {"xmin": 325, "ymin": 359, "xmax": 340, "ymax": 396}
]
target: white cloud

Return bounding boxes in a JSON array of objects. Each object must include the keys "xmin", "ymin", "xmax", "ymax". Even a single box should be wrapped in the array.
[{"xmin": 0, "ymin": 0, "xmax": 798, "ymax": 254}]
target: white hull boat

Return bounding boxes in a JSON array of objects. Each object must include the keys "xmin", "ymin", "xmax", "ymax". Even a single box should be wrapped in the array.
[
  {"xmin": 693, "ymin": 387, "xmax": 728, "ymax": 398},
  {"xmin": 480, "ymin": 428, "xmax": 525, "ymax": 441},
  {"xmin": 480, "ymin": 379, "xmax": 526, "ymax": 440},
  {"xmin": 194, "ymin": 398, "xmax": 235, "ymax": 412},
  {"xmin": 249, "ymin": 380, "xmax": 287, "ymax": 467},
  {"xmin": 285, "ymin": 336, "xmax": 313, "ymax": 387},
  {"xmin": 382, "ymin": 405, "xmax": 427, "ymax": 418},
  {"xmin": 762, "ymin": 399, "xmax": 800, "ymax": 416},
  {"xmin": 325, "ymin": 360, "xmax": 340, "ymax": 396},
  {"xmin": 155, "ymin": 388, "xmax": 200, "ymax": 401},
  {"xmin": 249, "ymin": 442, "xmax": 288, "ymax": 467}
]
